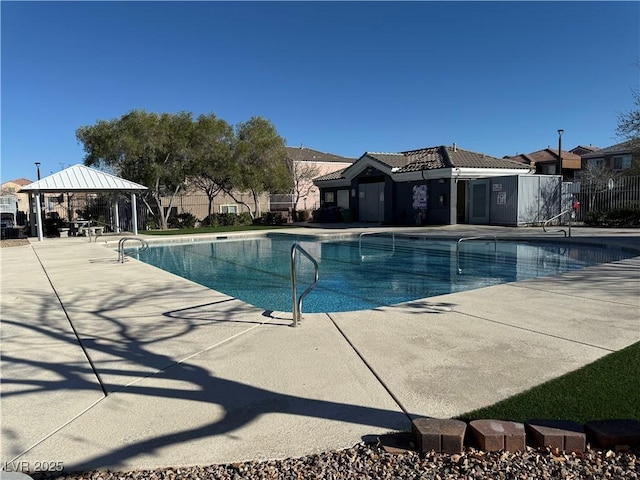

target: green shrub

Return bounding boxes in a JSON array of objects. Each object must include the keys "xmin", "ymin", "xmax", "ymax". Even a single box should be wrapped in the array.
[
  {"xmin": 167, "ymin": 213, "xmax": 197, "ymax": 229},
  {"xmin": 145, "ymin": 216, "xmax": 160, "ymax": 230},
  {"xmin": 201, "ymin": 212, "xmax": 252, "ymax": 228},
  {"xmin": 237, "ymin": 212, "xmax": 253, "ymax": 226},
  {"xmin": 254, "ymin": 212, "xmax": 285, "ymax": 225},
  {"xmin": 585, "ymin": 206, "xmax": 640, "ymax": 227},
  {"xmin": 584, "ymin": 210, "xmax": 606, "ymax": 226},
  {"xmin": 295, "ymin": 210, "xmax": 311, "ymax": 222}
]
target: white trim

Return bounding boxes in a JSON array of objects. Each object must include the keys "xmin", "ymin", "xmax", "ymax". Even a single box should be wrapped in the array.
[{"xmin": 343, "ymin": 156, "xmax": 393, "ymax": 180}]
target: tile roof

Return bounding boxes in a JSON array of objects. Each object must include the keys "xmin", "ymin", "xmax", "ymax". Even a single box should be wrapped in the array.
[
  {"xmin": 398, "ymin": 146, "xmax": 529, "ymax": 171},
  {"xmin": 363, "ymin": 152, "xmax": 407, "ymax": 168},
  {"xmin": 581, "ymin": 139, "xmax": 636, "ymax": 158},
  {"xmin": 3, "ymin": 178, "xmax": 33, "ymax": 186},
  {"xmin": 570, "ymin": 145, "xmax": 600, "ymax": 155},
  {"xmin": 313, "ymin": 168, "xmax": 348, "ymax": 181},
  {"xmin": 505, "ymin": 148, "xmax": 580, "ymax": 165},
  {"xmin": 285, "ymin": 146, "xmax": 356, "ymax": 163},
  {"xmin": 19, "ymin": 164, "xmax": 148, "ymax": 192},
  {"xmin": 445, "ymin": 146, "xmax": 529, "ymax": 169},
  {"xmin": 314, "ymin": 145, "xmax": 529, "ymax": 182}
]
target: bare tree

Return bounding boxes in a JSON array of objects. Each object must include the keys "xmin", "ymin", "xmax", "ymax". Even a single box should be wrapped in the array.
[
  {"xmin": 616, "ymin": 87, "xmax": 640, "ymax": 153},
  {"xmin": 289, "ymin": 159, "xmax": 322, "ymax": 211},
  {"xmin": 576, "ymin": 162, "xmax": 624, "ymax": 212}
]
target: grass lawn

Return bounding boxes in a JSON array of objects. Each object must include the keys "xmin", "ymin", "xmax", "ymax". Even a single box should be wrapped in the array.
[
  {"xmin": 457, "ymin": 341, "xmax": 640, "ymax": 424},
  {"xmin": 142, "ymin": 225, "xmax": 297, "ymax": 235}
]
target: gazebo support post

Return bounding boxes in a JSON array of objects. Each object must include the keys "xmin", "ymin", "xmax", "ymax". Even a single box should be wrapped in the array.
[
  {"xmin": 113, "ymin": 195, "xmax": 121, "ymax": 233},
  {"xmin": 35, "ymin": 191, "xmax": 44, "ymax": 242},
  {"xmin": 131, "ymin": 192, "xmax": 138, "ymax": 235}
]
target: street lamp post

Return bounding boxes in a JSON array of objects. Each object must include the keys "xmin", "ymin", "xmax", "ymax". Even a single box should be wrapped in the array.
[
  {"xmin": 557, "ymin": 129, "xmax": 564, "ymax": 215},
  {"xmin": 33, "ymin": 162, "xmax": 43, "ymax": 239}
]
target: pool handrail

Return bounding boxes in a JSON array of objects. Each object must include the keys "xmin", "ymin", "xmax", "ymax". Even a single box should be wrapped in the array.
[
  {"xmin": 118, "ymin": 237, "xmax": 149, "ymax": 263},
  {"xmin": 542, "ymin": 209, "xmax": 573, "ymax": 237},
  {"xmin": 290, "ymin": 243, "xmax": 319, "ymax": 327},
  {"xmin": 359, "ymin": 231, "xmax": 395, "ymax": 259},
  {"xmin": 456, "ymin": 235, "xmax": 498, "ymax": 274}
]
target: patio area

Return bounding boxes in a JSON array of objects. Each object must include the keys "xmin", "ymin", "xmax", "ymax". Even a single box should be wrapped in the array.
[{"xmin": 1, "ymin": 225, "xmax": 639, "ymax": 473}]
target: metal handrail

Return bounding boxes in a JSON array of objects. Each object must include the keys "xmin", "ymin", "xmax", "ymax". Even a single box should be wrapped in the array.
[
  {"xmin": 456, "ymin": 235, "xmax": 497, "ymax": 274},
  {"xmin": 359, "ymin": 231, "xmax": 395, "ymax": 259},
  {"xmin": 290, "ymin": 243, "xmax": 319, "ymax": 327},
  {"xmin": 118, "ymin": 237, "xmax": 149, "ymax": 263},
  {"xmin": 542, "ymin": 209, "xmax": 573, "ymax": 237}
]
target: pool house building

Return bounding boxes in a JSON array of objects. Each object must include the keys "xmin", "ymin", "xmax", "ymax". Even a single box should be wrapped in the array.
[{"xmin": 313, "ymin": 144, "xmax": 563, "ymax": 226}]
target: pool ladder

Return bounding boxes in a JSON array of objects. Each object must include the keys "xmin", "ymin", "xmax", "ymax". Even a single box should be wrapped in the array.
[
  {"xmin": 359, "ymin": 231, "xmax": 395, "ymax": 260},
  {"xmin": 542, "ymin": 209, "xmax": 573, "ymax": 237},
  {"xmin": 290, "ymin": 243, "xmax": 319, "ymax": 327},
  {"xmin": 118, "ymin": 237, "xmax": 149, "ymax": 263},
  {"xmin": 456, "ymin": 235, "xmax": 497, "ymax": 274}
]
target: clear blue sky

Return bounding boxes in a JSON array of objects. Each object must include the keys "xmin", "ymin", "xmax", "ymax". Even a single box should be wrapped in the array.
[{"xmin": 2, "ymin": 1, "xmax": 639, "ymax": 183}]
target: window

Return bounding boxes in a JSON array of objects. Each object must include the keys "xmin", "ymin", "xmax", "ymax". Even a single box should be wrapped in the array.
[
  {"xmin": 164, "ymin": 206, "xmax": 178, "ymax": 217},
  {"xmin": 219, "ymin": 204, "xmax": 238, "ymax": 214},
  {"xmin": 337, "ymin": 190, "xmax": 349, "ymax": 209},
  {"xmin": 324, "ymin": 192, "xmax": 335, "ymax": 203},
  {"xmin": 612, "ymin": 155, "xmax": 631, "ymax": 171}
]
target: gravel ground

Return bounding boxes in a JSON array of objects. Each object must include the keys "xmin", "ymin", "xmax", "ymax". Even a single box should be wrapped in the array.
[
  {"xmin": 0, "ymin": 238, "xmax": 30, "ymax": 247},
  {"xmin": 29, "ymin": 442, "xmax": 639, "ymax": 480}
]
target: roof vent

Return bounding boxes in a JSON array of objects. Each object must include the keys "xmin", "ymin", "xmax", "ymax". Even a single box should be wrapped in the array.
[{"xmin": 453, "ymin": 143, "xmax": 457, "ymax": 152}]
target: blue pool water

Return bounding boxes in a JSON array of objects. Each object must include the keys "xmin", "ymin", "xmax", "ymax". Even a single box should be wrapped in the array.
[{"xmin": 135, "ymin": 234, "xmax": 633, "ymax": 313}]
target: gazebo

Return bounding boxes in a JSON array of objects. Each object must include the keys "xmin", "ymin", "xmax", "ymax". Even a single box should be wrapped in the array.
[{"xmin": 19, "ymin": 164, "xmax": 148, "ymax": 241}]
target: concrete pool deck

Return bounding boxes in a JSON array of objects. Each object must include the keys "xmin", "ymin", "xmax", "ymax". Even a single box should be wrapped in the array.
[{"xmin": 1, "ymin": 225, "xmax": 639, "ymax": 473}]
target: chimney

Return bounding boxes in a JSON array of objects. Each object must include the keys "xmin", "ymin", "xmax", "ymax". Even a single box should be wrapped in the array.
[{"xmin": 453, "ymin": 142, "xmax": 457, "ymax": 152}]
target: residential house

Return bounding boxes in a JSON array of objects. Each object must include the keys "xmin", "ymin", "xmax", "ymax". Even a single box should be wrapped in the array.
[
  {"xmin": 505, "ymin": 148, "xmax": 582, "ymax": 180},
  {"xmin": 580, "ymin": 140, "xmax": 638, "ymax": 174},
  {"xmin": 160, "ymin": 146, "xmax": 354, "ymax": 224},
  {"xmin": 279, "ymin": 146, "xmax": 356, "ymax": 212},
  {"xmin": 314, "ymin": 144, "xmax": 532, "ymax": 225},
  {"xmin": 1, "ymin": 178, "xmax": 33, "ymax": 226},
  {"xmin": 570, "ymin": 145, "xmax": 600, "ymax": 156}
]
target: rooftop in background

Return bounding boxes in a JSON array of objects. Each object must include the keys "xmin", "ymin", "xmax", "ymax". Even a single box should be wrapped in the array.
[
  {"xmin": 2, "ymin": 178, "xmax": 33, "ymax": 187},
  {"xmin": 570, "ymin": 145, "xmax": 601, "ymax": 156},
  {"xmin": 581, "ymin": 139, "xmax": 637, "ymax": 159},
  {"xmin": 506, "ymin": 148, "xmax": 581, "ymax": 166},
  {"xmin": 285, "ymin": 146, "xmax": 356, "ymax": 164}
]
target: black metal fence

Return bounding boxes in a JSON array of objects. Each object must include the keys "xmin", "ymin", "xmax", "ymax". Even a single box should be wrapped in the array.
[{"xmin": 570, "ymin": 175, "xmax": 640, "ymax": 222}]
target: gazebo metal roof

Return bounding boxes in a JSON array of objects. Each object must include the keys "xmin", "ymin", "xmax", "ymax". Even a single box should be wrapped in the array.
[
  {"xmin": 19, "ymin": 164, "xmax": 147, "ymax": 241},
  {"xmin": 19, "ymin": 164, "xmax": 148, "ymax": 193}
]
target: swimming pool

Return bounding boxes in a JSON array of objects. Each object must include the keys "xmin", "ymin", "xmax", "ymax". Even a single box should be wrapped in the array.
[{"xmin": 135, "ymin": 234, "xmax": 633, "ymax": 313}]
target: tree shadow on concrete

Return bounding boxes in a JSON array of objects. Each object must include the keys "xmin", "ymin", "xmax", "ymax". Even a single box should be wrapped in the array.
[{"xmin": 1, "ymin": 280, "xmax": 410, "ymax": 472}]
